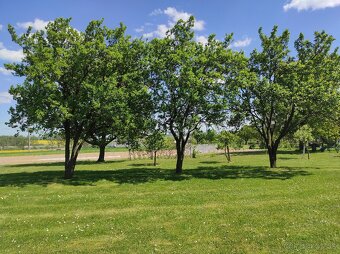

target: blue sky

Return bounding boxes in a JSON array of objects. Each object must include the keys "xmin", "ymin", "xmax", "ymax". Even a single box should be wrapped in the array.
[{"xmin": 1, "ymin": 0, "xmax": 340, "ymax": 135}]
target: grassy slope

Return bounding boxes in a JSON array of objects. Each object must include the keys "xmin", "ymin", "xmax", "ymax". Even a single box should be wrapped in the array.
[{"xmin": 0, "ymin": 152, "xmax": 339, "ymax": 253}]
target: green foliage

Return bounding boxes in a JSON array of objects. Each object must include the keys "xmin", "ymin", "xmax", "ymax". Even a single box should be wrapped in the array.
[
  {"xmin": 144, "ymin": 130, "xmax": 165, "ymax": 153},
  {"xmin": 192, "ymin": 129, "xmax": 218, "ymax": 144},
  {"xmin": 0, "ymin": 135, "xmax": 28, "ymax": 149},
  {"xmin": 149, "ymin": 17, "xmax": 240, "ymax": 172},
  {"xmin": 5, "ymin": 18, "xmax": 152, "ymax": 176},
  {"xmin": 237, "ymin": 26, "xmax": 340, "ymax": 167},
  {"xmin": 80, "ymin": 21, "xmax": 152, "ymax": 161},
  {"xmin": 4, "ymin": 17, "xmax": 339, "ymax": 174},
  {"xmin": 237, "ymin": 125, "xmax": 259, "ymax": 145},
  {"xmin": 294, "ymin": 125, "xmax": 313, "ymax": 144},
  {"xmin": 216, "ymin": 131, "xmax": 236, "ymax": 150}
]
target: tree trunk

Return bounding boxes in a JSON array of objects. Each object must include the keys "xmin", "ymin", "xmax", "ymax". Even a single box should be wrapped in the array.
[
  {"xmin": 302, "ymin": 142, "xmax": 306, "ymax": 157},
  {"xmin": 307, "ymin": 144, "xmax": 310, "ymax": 160},
  {"xmin": 227, "ymin": 145, "xmax": 231, "ymax": 163},
  {"xmin": 267, "ymin": 145, "xmax": 277, "ymax": 168},
  {"xmin": 64, "ymin": 121, "xmax": 72, "ymax": 178},
  {"xmin": 153, "ymin": 151, "xmax": 157, "ymax": 166},
  {"xmin": 97, "ymin": 144, "xmax": 106, "ymax": 162},
  {"xmin": 65, "ymin": 157, "xmax": 76, "ymax": 179},
  {"xmin": 64, "ymin": 122, "xmax": 83, "ymax": 179},
  {"xmin": 64, "ymin": 141, "xmax": 83, "ymax": 179},
  {"xmin": 175, "ymin": 140, "xmax": 185, "ymax": 174}
]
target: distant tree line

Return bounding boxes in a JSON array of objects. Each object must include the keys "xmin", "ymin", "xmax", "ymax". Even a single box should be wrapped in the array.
[
  {"xmin": 0, "ymin": 135, "xmax": 29, "ymax": 149},
  {"xmin": 4, "ymin": 17, "xmax": 339, "ymax": 178}
]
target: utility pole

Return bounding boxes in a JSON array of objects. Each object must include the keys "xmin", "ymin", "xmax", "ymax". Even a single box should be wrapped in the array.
[{"xmin": 28, "ymin": 129, "xmax": 31, "ymax": 151}]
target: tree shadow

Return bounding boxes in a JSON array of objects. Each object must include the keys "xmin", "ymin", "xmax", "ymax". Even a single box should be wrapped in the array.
[
  {"xmin": 129, "ymin": 163, "xmax": 155, "ymax": 167},
  {"xmin": 200, "ymin": 160, "xmax": 221, "ymax": 164},
  {"xmin": 231, "ymin": 150, "xmax": 301, "ymax": 157},
  {"xmin": 5, "ymin": 160, "xmax": 126, "ymax": 168},
  {"xmin": 278, "ymin": 157, "xmax": 296, "ymax": 160},
  {"xmin": 0, "ymin": 164, "xmax": 312, "ymax": 188}
]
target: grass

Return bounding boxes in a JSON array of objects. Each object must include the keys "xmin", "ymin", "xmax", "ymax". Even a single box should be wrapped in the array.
[
  {"xmin": 0, "ymin": 151, "xmax": 339, "ymax": 253},
  {"xmin": 0, "ymin": 146, "xmax": 128, "ymax": 157}
]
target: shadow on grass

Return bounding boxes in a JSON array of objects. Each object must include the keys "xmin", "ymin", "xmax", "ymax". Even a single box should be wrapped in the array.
[
  {"xmin": 5, "ymin": 160, "xmax": 126, "ymax": 168},
  {"xmin": 0, "ymin": 164, "xmax": 312, "ymax": 187},
  {"xmin": 200, "ymin": 160, "xmax": 221, "ymax": 164},
  {"xmin": 230, "ymin": 150, "xmax": 302, "ymax": 157},
  {"xmin": 129, "ymin": 163, "xmax": 156, "ymax": 167},
  {"xmin": 278, "ymin": 157, "xmax": 297, "ymax": 160}
]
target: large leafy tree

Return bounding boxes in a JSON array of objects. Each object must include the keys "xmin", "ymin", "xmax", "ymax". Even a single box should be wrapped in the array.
[
  {"xmin": 82, "ymin": 21, "xmax": 151, "ymax": 162},
  {"xmin": 149, "ymin": 17, "xmax": 238, "ymax": 173},
  {"xmin": 5, "ymin": 18, "xmax": 140, "ymax": 178},
  {"xmin": 239, "ymin": 26, "xmax": 339, "ymax": 168}
]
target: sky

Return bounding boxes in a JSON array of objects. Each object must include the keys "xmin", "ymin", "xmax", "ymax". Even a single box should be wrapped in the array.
[{"xmin": 0, "ymin": 0, "xmax": 340, "ymax": 135}]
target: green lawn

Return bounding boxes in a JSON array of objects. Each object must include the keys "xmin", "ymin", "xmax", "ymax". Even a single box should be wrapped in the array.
[
  {"xmin": 0, "ymin": 146, "xmax": 128, "ymax": 157},
  {"xmin": 0, "ymin": 152, "xmax": 339, "ymax": 253}
]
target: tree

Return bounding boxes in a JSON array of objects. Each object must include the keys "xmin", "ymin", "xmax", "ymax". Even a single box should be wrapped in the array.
[
  {"xmin": 217, "ymin": 131, "xmax": 235, "ymax": 162},
  {"xmin": 312, "ymin": 114, "xmax": 340, "ymax": 150},
  {"xmin": 238, "ymin": 26, "xmax": 340, "ymax": 168},
  {"xmin": 82, "ymin": 21, "xmax": 151, "ymax": 162},
  {"xmin": 238, "ymin": 125, "xmax": 259, "ymax": 145},
  {"xmin": 144, "ymin": 130, "xmax": 165, "ymax": 166},
  {"xmin": 149, "ymin": 17, "xmax": 238, "ymax": 174},
  {"xmin": 5, "ymin": 18, "xmax": 135, "ymax": 178},
  {"xmin": 294, "ymin": 125, "xmax": 313, "ymax": 159}
]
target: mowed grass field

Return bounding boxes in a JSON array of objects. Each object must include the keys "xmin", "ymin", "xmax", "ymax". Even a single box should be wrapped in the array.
[{"xmin": 0, "ymin": 152, "xmax": 339, "ymax": 253}]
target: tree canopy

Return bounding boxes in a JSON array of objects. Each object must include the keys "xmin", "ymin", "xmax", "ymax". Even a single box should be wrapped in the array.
[
  {"xmin": 237, "ymin": 26, "xmax": 340, "ymax": 168},
  {"xmin": 149, "ymin": 17, "xmax": 242, "ymax": 173},
  {"xmin": 4, "ymin": 17, "xmax": 339, "ymax": 177}
]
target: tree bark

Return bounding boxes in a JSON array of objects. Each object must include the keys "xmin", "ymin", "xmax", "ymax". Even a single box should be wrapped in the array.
[
  {"xmin": 227, "ymin": 145, "xmax": 231, "ymax": 163},
  {"xmin": 97, "ymin": 144, "xmax": 106, "ymax": 162},
  {"xmin": 153, "ymin": 151, "xmax": 157, "ymax": 166},
  {"xmin": 267, "ymin": 145, "xmax": 277, "ymax": 168},
  {"xmin": 128, "ymin": 149, "xmax": 132, "ymax": 160},
  {"xmin": 302, "ymin": 142, "xmax": 306, "ymax": 157},
  {"xmin": 64, "ymin": 121, "xmax": 72, "ymax": 178},
  {"xmin": 64, "ymin": 121, "xmax": 83, "ymax": 179},
  {"xmin": 306, "ymin": 143, "xmax": 310, "ymax": 160},
  {"xmin": 175, "ymin": 139, "xmax": 185, "ymax": 174}
]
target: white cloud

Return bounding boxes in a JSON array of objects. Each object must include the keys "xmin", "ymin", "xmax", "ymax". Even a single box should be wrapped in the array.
[
  {"xmin": 155, "ymin": 24, "xmax": 169, "ymax": 38},
  {"xmin": 135, "ymin": 26, "xmax": 144, "ymax": 33},
  {"xmin": 143, "ymin": 7, "xmax": 205, "ymax": 39},
  {"xmin": 284, "ymin": 0, "xmax": 340, "ymax": 11},
  {"xmin": 0, "ymin": 43, "xmax": 24, "ymax": 62},
  {"xmin": 0, "ymin": 67, "xmax": 13, "ymax": 76},
  {"xmin": 232, "ymin": 37, "xmax": 252, "ymax": 48},
  {"xmin": 17, "ymin": 18, "xmax": 51, "ymax": 31},
  {"xmin": 163, "ymin": 7, "xmax": 205, "ymax": 31},
  {"xmin": 142, "ymin": 24, "xmax": 168, "ymax": 39},
  {"xmin": 196, "ymin": 35, "xmax": 208, "ymax": 45},
  {"xmin": 150, "ymin": 8, "xmax": 163, "ymax": 16},
  {"xmin": 0, "ymin": 92, "xmax": 12, "ymax": 104},
  {"xmin": 0, "ymin": 24, "xmax": 3, "ymax": 31},
  {"xmin": 142, "ymin": 32, "xmax": 154, "ymax": 39},
  {"xmin": 164, "ymin": 7, "xmax": 191, "ymax": 23}
]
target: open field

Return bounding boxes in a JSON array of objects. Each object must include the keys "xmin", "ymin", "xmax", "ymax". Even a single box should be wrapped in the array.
[{"xmin": 0, "ymin": 152, "xmax": 339, "ymax": 253}]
